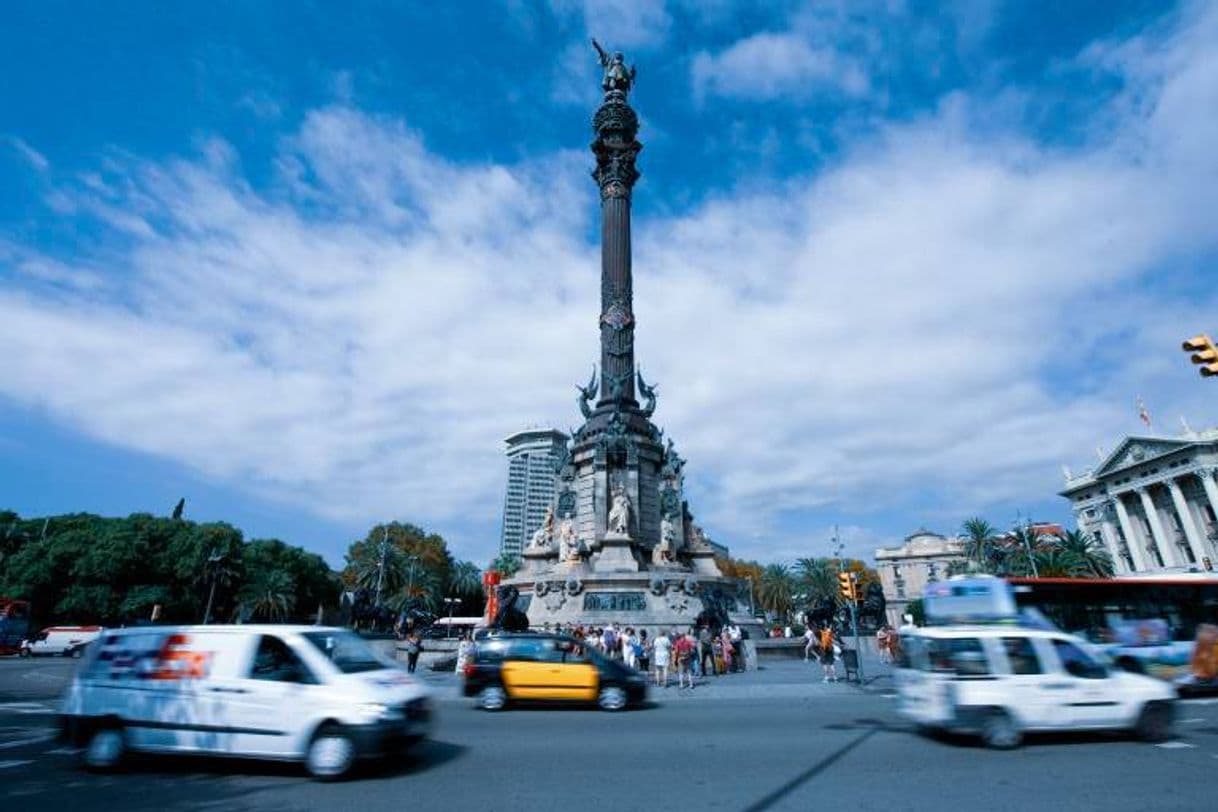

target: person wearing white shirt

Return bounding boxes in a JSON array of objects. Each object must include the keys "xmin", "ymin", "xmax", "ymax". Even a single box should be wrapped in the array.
[{"xmin": 652, "ymin": 632, "xmax": 672, "ymax": 688}]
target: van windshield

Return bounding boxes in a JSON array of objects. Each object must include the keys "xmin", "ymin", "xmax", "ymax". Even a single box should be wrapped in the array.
[{"xmin": 301, "ymin": 631, "xmax": 388, "ymax": 674}]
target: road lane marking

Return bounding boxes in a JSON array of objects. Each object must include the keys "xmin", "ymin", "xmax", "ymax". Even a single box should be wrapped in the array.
[
  {"xmin": 1184, "ymin": 717, "xmax": 1205, "ymax": 723},
  {"xmin": 1155, "ymin": 741, "xmax": 1196, "ymax": 749},
  {"xmin": 0, "ymin": 760, "xmax": 33, "ymax": 770},
  {"xmin": 0, "ymin": 734, "xmax": 55, "ymax": 751}
]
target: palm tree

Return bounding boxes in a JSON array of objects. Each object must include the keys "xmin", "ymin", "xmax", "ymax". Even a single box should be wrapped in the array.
[
  {"xmin": 447, "ymin": 560, "xmax": 482, "ymax": 599},
  {"xmin": 758, "ymin": 563, "xmax": 796, "ymax": 621},
  {"xmin": 1003, "ymin": 525, "xmax": 1050, "ymax": 577},
  {"xmin": 1032, "ymin": 546, "xmax": 1078, "ymax": 578},
  {"xmin": 1057, "ymin": 529, "xmax": 1114, "ymax": 577},
  {"xmin": 393, "ymin": 569, "xmax": 442, "ymax": 612},
  {"xmin": 489, "ymin": 553, "xmax": 521, "ymax": 578},
  {"xmin": 960, "ymin": 517, "xmax": 996, "ymax": 572},
  {"xmin": 238, "ymin": 570, "xmax": 294, "ymax": 622},
  {"xmin": 793, "ymin": 557, "xmax": 839, "ymax": 607}
]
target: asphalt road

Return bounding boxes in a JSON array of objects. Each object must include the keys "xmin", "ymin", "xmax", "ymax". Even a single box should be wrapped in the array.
[{"xmin": 3, "ymin": 657, "xmax": 1218, "ymax": 811}]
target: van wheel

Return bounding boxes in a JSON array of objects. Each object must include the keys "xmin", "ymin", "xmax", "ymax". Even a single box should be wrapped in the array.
[
  {"xmin": 18, "ymin": 647, "xmax": 29, "ymax": 658},
  {"xmin": 1135, "ymin": 702, "xmax": 1174, "ymax": 742},
  {"xmin": 82, "ymin": 727, "xmax": 126, "ymax": 771},
  {"xmin": 69, "ymin": 648, "xmax": 83, "ymax": 659},
  {"xmin": 597, "ymin": 686, "xmax": 627, "ymax": 712},
  {"xmin": 305, "ymin": 726, "xmax": 356, "ymax": 781},
  {"xmin": 981, "ymin": 710, "xmax": 1021, "ymax": 750},
  {"xmin": 478, "ymin": 685, "xmax": 507, "ymax": 711}
]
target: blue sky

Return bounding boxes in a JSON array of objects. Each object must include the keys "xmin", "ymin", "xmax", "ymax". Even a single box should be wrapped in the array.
[{"xmin": 3, "ymin": 1, "xmax": 1218, "ymax": 568}]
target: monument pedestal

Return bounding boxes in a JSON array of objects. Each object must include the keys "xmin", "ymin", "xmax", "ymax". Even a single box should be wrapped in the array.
[
  {"xmin": 689, "ymin": 548, "xmax": 721, "ymax": 576},
  {"xmin": 521, "ymin": 548, "xmax": 554, "ymax": 575},
  {"xmin": 594, "ymin": 532, "xmax": 640, "ymax": 573}
]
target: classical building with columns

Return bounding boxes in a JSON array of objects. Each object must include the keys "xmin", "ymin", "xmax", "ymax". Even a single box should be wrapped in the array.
[{"xmin": 1061, "ymin": 429, "xmax": 1218, "ymax": 574}]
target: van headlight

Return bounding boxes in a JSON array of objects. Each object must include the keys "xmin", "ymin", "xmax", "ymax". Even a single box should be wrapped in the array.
[{"xmin": 355, "ymin": 702, "xmax": 397, "ymax": 721}]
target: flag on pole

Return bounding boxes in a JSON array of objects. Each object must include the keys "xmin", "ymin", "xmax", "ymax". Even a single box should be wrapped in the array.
[{"xmin": 1137, "ymin": 397, "xmax": 1151, "ymax": 428}]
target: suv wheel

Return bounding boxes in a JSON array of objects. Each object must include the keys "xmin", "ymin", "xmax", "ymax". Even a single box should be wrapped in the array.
[
  {"xmin": 597, "ymin": 686, "xmax": 627, "ymax": 712},
  {"xmin": 1135, "ymin": 702, "xmax": 1174, "ymax": 742},
  {"xmin": 478, "ymin": 685, "xmax": 507, "ymax": 711},
  {"xmin": 305, "ymin": 726, "xmax": 356, "ymax": 781},
  {"xmin": 981, "ymin": 709, "xmax": 1021, "ymax": 750},
  {"xmin": 82, "ymin": 727, "xmax": 126, "ymax": 771}
]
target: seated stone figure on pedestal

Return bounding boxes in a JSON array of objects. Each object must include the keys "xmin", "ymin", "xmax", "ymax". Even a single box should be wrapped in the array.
[
  {"xmin": 558, "ymin": 519, "xmax": 581, "ymax": 562},
  {"xmin": 527, "ymin": 506, "xmax": 555, "ymax": 551},
  {"xmin": 653, "ymin": 515, "xmax": 682, "ymax": 565}
]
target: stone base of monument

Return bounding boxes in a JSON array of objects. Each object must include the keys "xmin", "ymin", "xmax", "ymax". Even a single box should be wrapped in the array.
[
  {"xmin": 506, "ymin": 567, "xmax": 765, "ymax": 642},
  {"xmin": 593, "ymin": 532, "xmax": 640, "ymax": 573}
]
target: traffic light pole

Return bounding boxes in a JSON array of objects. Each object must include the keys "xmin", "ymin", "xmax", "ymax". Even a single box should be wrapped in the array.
[{"xmin": 833, "ymin": 533, "xmax": 864, "ymax": 684}]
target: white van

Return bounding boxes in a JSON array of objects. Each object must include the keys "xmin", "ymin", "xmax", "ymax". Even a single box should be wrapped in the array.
[
  {"xmin": 22, "ymin": 626, "xmax": 103, "ymax": 658},
  {"xmin": 59, "ymin": 625, "xmax": 431, "ymax": 779},
  {"xmin": 895, "ymin": 625, "xmax": 1176, "ymax": 748}
]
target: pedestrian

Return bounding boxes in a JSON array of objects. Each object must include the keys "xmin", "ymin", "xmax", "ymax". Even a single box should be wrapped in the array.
[
  {"xmin": 652, "ymin": 630, "xmax": 672, "ymax": 688},
  {"xmin": 720, "ymin": 629, "xmax": 734, "ymax": 674},
  {"xmin": 404, "ymin": 629, "xmax": 423, "ymax": 674},
  {"xmin": 455, "ymin": 631, "xmax": 474, "ymax": 675},
  {"xmin": 675, "ymin": 629, "xmax": 696, "ymax": 689},
  {"xmin": 803, "ymin": 625, "xmax": 817, "ymax": 661},
  {"xmin": 603, "ymin": 624, "xmax": 618, "ymax": 659},
  {"xmin": 712, "ymin": 636, "xmax": 724, "ymax": 675},
  {"xmin": 728, "ymin": 624, "xmax": 743, "ymax": 672},
  {"xmin": 876, "ymin": 625, "xmax": 891, "ymax": 665},
  {"xmin": 637, "ymin": 629, "xmax": 650, "ymax": 674},
  {"xmin": 818, "ymin": 625, "xmax": 837, "ymax": 682},
  {"xmin": 622, "ymin": 626, "xmax": 636, "ymax": 669}
]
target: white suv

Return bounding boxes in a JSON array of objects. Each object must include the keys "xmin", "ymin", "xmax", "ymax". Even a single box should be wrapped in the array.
[{"xmin": 895, "ymin": 625, "xmax": 1176, "ymax": 748}]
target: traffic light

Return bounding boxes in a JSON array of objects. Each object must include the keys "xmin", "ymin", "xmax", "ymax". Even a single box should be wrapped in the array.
[
  {"xmin": 838, "ymin": 572, "xmax": 858, "ymax": 602},
  {"xmin": 1182, "ymin": 334, "xmax": 1218, "ymax": 377}
]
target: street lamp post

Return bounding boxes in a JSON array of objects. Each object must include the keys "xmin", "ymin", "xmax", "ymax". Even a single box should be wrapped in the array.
[
  {"xmin": 374, "ymin": 525, "xmax": 390, "ymax": 608},
  {"xmin": 202, "ymin": 551, "xmax": 226, "ymax": 625},
  {"xmin": 443, "ymin": 597, "xmax": 460, "ymax": 639}
]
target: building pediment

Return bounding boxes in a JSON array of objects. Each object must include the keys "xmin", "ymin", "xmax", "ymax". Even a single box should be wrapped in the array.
[{"xmin": 1092, "ymin": 436, "xmax": 1193, "ymax": 479}]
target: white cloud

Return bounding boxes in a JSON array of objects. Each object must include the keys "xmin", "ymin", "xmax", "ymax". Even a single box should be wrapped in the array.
[
  {"xmin": 2, "ymin": 5, "xmax": 1218, "ymax": 564},
  {"xmin": 692, "ymin": 31, "xmax": 869, "ymax": 101},
  {"xmin": 549, "ymin": 0, "xmax": 672, "ymax": 49},
  {"xmin": 4, "ymin": 136, "xmax": 50, "ymax": 172}
]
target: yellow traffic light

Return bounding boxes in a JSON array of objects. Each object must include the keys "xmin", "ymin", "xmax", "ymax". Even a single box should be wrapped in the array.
[
  {"xmin": 838, "ymin": 572, "xmax": 857, "ymax": 602},
  {"xmin": 1182, "ymin": 334, "xmax": 1218, "ymax": 377}
]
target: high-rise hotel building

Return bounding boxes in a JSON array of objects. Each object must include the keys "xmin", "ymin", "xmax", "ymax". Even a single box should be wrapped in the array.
[{"xmin": 498, "ymin": 428, "xmax": 569, "ymax": 559}]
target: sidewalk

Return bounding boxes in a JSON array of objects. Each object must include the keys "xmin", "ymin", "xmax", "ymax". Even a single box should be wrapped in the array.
[{"xmin": 419, "ymin": 651, "xmax": 895, "ymax": 704}]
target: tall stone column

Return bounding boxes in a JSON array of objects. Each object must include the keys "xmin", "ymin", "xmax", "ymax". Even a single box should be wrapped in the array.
[
  {"xmin": 1168, "ymin": 479, "xmax": 1206, "ymax": 565},
  {"xmin": 1198, "ymin": 468, "xmax": 1218, "ymax": 532},
  {"xmin": 1137, "ymin": 486, "xmax": 1174, "ymax": 568},
  {"xmin": 592, "ymin": 86, "xmax": 642, "ymax": 409},
  {"xmin": 1097, "ymin": 507, "xmax": 1126, "ymax": 574},
  {"xmin": 1113, "ymin": 494, "xmax": 1148, "ymax": 572}
]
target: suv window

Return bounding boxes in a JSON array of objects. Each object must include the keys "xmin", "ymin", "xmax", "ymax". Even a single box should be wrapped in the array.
[
  {"xmin": 928, "ymin": 637, "xmax": 990, "ymax": 677},
  {"xmin": 1001, "ymin": 637, "xmax": 1043, "ymax": 675},
  {"xmin": 249, "ymin": 635, "xmax": 315, "ymax": 683},
  {"xmin": 1052, "ymin": 639, "xmax": 1107, "ymax": 679}
]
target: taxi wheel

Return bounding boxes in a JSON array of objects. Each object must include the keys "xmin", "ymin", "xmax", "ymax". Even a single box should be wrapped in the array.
[
  {"xmin": 478, "ymin": 685, "xmax": 508, "ymax": 711},
  {"xmin": 1135, "ymin": 702, "xmax": 1174, "ymax": 742},
  {"xmin": 305, "ymin": 726, "xmax": 357, "ymax": 781},
  {"xmin": 597, "ymin": 686, "xmax": 627, "ymax": 712},
  {"xmin": 980, "ymin": 710, "xmax": 1021, "ymax": 750},
  {"xmin": 82, "ymin": 727, "xmax": 126, "ymax": 771}
]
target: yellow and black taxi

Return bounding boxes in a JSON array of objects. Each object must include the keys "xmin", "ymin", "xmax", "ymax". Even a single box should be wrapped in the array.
[{"xmin": 461, "ymin": 633, "xmax": 647, "ymax": 711}]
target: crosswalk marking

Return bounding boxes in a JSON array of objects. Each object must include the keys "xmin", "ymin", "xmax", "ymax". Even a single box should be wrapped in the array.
[{"xmin": 1155, "ymin": 741, "xmax": 1196, "ymax": 749}]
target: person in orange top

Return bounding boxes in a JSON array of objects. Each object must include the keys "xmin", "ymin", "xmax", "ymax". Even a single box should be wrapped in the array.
[{"xmin": 818, "ymin": 625, "xmax": 838, "ymax": 682}]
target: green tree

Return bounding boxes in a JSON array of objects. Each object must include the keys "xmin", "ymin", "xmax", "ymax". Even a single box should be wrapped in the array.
[
  {"xmin": 488, "ymin": 552, "xmax": 521, "ymax": 578},
  {"xmin": 237, "ymin": 569, "xmax": 294, "ymax": 622},
  {"xmin": 1057, "ymin": 529, "xmax": 1115, "ymax": 577},
  {"xmin": 960, "ymin": 517, "xmax": 996, "ymax": 572},
  {"xmin": 758, "ymin": 563, "xmax": 796, "ymax": 621},
  {"xmin": 793, "ymin": 557, "xmax": 839, "ymax": 607},
  {"xmin": 445, "ymin": 560, "xmax": 485, "ymax": 616}
]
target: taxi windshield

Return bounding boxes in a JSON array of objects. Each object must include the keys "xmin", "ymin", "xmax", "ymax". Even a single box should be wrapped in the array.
[{"xmin": 301, "ymin": 631, "xmax": 388, "ymax": 674}]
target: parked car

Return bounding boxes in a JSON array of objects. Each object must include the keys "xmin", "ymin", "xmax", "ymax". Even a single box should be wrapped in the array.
[
  {"xmin": 462, "ymin": 632, "xmax": 647, "ymax": 711},
  {"xmin": 895, "ymin": 624, "xmax": 1176, "ymax": 748},
  {"xmin": 21, "ymin": 626, "xmax": 103, "ymax": 658},
  {"xmin": 59, "ymin": 625, "xmax": 431, "ymax": 780}
]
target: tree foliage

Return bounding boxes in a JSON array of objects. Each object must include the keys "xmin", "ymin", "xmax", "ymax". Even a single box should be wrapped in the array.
[{"xmin": 0, "ymin": 510, "xmax": 338, "ymax": 627}]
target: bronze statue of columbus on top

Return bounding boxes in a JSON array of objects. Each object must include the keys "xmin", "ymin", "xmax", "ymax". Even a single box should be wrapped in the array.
[{"xmin": 592, "ymin": 38, "xmax": 636, "ymax": 95}]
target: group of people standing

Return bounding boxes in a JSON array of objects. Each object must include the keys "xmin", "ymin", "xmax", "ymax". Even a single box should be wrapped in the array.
[{"xmin": 545, "ymin": 622, "xmax": 746, "ymax": 688}]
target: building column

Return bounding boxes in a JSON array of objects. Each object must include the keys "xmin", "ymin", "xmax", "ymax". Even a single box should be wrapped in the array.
[
  {"xmin": 1168, "ymin": 479, "xmax": 1206, "ymax": 566},
  {"xmin": 1097, "ymin": 509, "xmax": 1126, "ymax": 574},
  {"xmin": 1113, "ymin": 494, "xmax": 1148, "ymax": 572},
  {"xmin": 1137, "ymin": 486, "xmax": 1175, "ymax": 568},
  {"xmin": 1199, "ymin": 469, "xmax": 1218, "ymax": 531}
]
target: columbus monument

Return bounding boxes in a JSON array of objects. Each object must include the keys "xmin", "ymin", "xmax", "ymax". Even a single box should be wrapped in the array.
[{"xmin": 502, "ymin": 42, "xmax": 755, "ymax": 635}]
